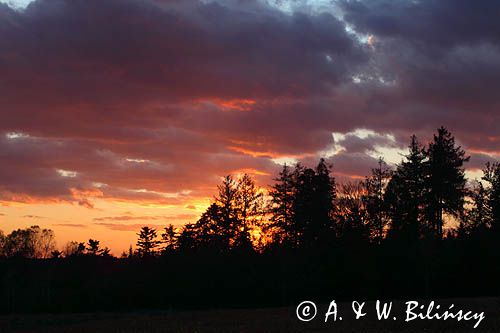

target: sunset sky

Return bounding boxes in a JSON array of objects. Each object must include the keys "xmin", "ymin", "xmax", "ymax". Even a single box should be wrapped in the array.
[{"xmin": 1, "ymin": 0, "xmax": 499, "ymax": 253}]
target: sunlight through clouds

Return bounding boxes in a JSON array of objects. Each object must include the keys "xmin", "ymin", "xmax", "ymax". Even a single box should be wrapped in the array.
[{"xmin": 1, "ymin": 0, "xmax": 34, "ymax": 9}]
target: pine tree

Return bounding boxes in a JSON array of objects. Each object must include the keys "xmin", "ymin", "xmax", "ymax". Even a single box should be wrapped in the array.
[
  {"xmin": 268, "ymin": 164, "xmax": 296, "ymax": 246},
  {"xmin": 136, "ymin": 227, "xmax": 160, "ymax": 257},
  {"xmin": 176, "ymin": 174, "xmax": 263, "ymax": 252},
  {"xmin": 269, "ymin": 159, "xmax": 336, "ymax": 248},
  {"xmin": 292, "ymin": 165, "xmax": 316, "ymax": 247},
  {"xmin": 310, "ymin": 158, "xmax": 336, "ymax": 245},
  {"xmin": 214, "ymin": 175, "xmax": 239, "ymax": 248},
  {"xmin": 424, "ymin": 127, "xmax": 469, "ymax": 238},
  {"xmin": 86, "ymin": 239, "xmax": 102, "ymax": 256},
  {"xmin": 185, "ymin": 203, "xmax": 228, "ymax": 252},
  {"xmin": 161, "ymin": 224, "xmax": 178, "ymax": 254},
  {"xmin": 386, "ymin": 135, "xmax": 426, "ymax": 241}
]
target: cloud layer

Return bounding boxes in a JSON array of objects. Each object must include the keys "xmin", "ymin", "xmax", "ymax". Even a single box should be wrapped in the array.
[{"xmin": 1, "ymin": 0, "xmax": 498, "ymax": 208}]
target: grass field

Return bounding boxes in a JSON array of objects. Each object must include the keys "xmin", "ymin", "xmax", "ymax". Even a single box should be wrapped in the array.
[{"xmin": 0, "ymin": 298, "xmax": 498, "ymax": 332}]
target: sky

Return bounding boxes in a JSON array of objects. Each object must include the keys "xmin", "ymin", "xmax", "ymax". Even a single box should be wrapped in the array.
[{"xmin": 0, "ymin": 0, "xmax": 499, "ymax": 253}]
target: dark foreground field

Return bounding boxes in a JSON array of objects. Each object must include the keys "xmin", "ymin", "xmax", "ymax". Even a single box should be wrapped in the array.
[{"xmin": 0, "ymin": 298, "xmax": 498, "ymax": 333}]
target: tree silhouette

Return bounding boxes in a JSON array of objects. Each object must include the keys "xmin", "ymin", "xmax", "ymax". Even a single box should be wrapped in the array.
[
  {"xmin": 177, "ymin": 174, "xmax": 264, "ymax": 252},
  {"xmin": 310, "ymin": 158, "xmax": 336, "ymax": 246},
  {"xmin": 364, "ymin": 158, "xmax": 391, "ymax": 243},
  {"xmin": 177, "ymin": 204, "xmax": 227, "ymax": 252},
  {"xmin": 136, "ymin": 227, "xmax": 160, "ymax": 257},
  {"xmin": 268, "ymin": 164, "xmax": 297, "ymax": 247},
  {"xmin": 461, "ymin": 181, "xmax": 490, "ymax": 237},
  {"xmin": 0, "ymin": 230, "xmax": 6, "ymax": 258},
  {"xmin": 334, "ymin": 181, "xmax": 370, "ymax": 244},
  {"xmin": 291, "ymin": 164, "xmax": 316, "ymax": 247},
  {"xmin": 161, "ymin": 224, "xmax": 178, "ymax": 254},
  {"xmin": 177, "ymin": 222, "xmax": 201, "ymax": 252},
  {"xmin": 1, "ymin": 129, "xmax": 500, "ymax": 314},
  {"xmin": 233, "ymin": 174, "xmax": 264, "ymax": 250},
  {"xmin": 424, "ymin": 127, "xmax": 469, "ymax": 238},
  {"xmin": 214, "ymin": 175, "xmax": 240, "ymax": 248},
  {"xmin": 86, "ymin": 239, "xmax": 110, "ymax": 256},
  {"xmin": 268, "ymin": 159, "xmax": 337, "ymax": 249},
  {"xmin": 386, "ymin": 136, "xmax": 426, "ymax": 241},
  {"xmin": 87, "ymin": 239, "xmax": 101, "ymax": 255},
  {"xmin": 483, "ymin": 162, "xmax": 500, "ymax": 235},
  {"xmin": 2, "ymin": 226, "xmax": 56, "ymax": 258},
  {"xmin": 31, "ymin": 226, "xmax": 56, "ymax": 259}
]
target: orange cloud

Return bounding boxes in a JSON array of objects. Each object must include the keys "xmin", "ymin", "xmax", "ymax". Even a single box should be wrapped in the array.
[{"xmin": 211, "ymin": 99, "xmax": 256, "ymax": 111}]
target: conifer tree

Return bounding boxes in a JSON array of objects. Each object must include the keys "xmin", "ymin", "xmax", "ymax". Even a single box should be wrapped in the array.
[
  {"xmin": 268, "ymin": 164, "xmax": 296, "ymax": 246},
  {"xmin": 386, "ymin": 135, "xmax": 426, "ymax": 241},
  {"xmin": 214, "ymin": 175, "xmax": 240, "ymax": 248},
  {"xmin": 136, "ymin": 227, "xmax": 160, "ymax": 257},
  {"xmin": 269, "ymin": 159, "xmax": 336, "ymax": 248},
  {"xmin": 161, "ymin": 224, "xmax": 178, "ymax": 253},
  {"xmin": 424, "ymin": 127, "xmax": 469, "ymax": 238}
]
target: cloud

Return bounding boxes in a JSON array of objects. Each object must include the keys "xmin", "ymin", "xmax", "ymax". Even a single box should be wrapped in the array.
[
  {"xmin": 0, "ymin": 0, "xmax": 498, "ymax": 208},
  {"xmin": 340, "ymin": 0, "xmax": 500, "ymax": 152},
  {"xmin": 94, "ymin": 223, "xmax": 174, "ymax": 232},
  {"xmin": 52, "ymin": 223, "xmax": 88, "ymax": 228},
  {"xmin": 467, "ymin": 152, "xmax": 500, "ymax": 171},
  {"xmin": 93, "ymin": 213, "xmax": 197, "ymax": 222},
  {"xmin": 341, "ymin": 0, "xmax": 500, "ymax": 47}
]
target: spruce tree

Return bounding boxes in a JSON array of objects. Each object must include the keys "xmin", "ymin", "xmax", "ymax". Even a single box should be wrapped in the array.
[
  {"xmin": 214, "ymin": 175, "xmax": 239, "ymax": 248},
  {"xmin": 310, "ymin": 158, "xmax": 336, "ymax": 245},
  {"xmin": 386, "ymin": 135, "xmax": 426, "ymax": 241},
  {"xmin": 424, "ymin": 127, "xmax": 469, "ymax": 238},
  {"xmin": 136, "ymin": 227, "xmax": 160, "ymax": 257},
  {"xmin": 269, "ymin": 159, "xmax": 336, "ymax": 248},
  {"xmin": 268, "ymin": 164, "xmax": 296, "ymax": 246}
]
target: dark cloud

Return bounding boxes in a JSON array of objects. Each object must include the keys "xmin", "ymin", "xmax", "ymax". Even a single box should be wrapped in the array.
[
  {"xmin": 341, "ymin": 0, "xmax": 500, "ymax": 139},
  {"xmin": 0, "ymin": 0, "xmax": 498, "ymax": 206},
  {"xmin": 1, "ymin": 0, "xmax": 364, "ymax": 116},
  {"xmin": 341, "ymin": 0, "xmax": 500, "ymax": 47},
  {"xmin": 467, "ymin": 153, "xmax": 500, "ymax": 171}
]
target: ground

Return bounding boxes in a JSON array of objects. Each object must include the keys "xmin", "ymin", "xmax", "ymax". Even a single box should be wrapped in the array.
[{"xmin": 0, "ymin": 298, "xmax": 498, "ymax": 332}]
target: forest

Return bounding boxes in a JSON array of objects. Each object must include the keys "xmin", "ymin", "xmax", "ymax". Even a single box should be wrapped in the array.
[{"xmin": 0, "ymin": 127, "xmax": 499, "ymax": 313}]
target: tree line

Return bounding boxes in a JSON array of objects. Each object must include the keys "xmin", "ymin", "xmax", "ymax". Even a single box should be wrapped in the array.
[
  {"xmin": 128, "ymin": 127, "xmax": 499, "ymax": 257},
  {"xmin": 0, "ymin": 127, "xmax": 499, "ymax": 314},
  {"xmin": 1, "ymin": 127, "xmax": 498, "ymax": 259}
]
